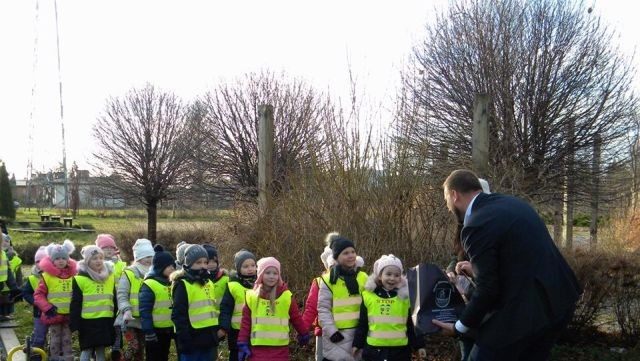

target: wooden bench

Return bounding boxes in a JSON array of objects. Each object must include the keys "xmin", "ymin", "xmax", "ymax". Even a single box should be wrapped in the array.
[
  {"xmin": 40, "ymin": 215, "xmax": 51, "ymax": 221},
  {"xmin": 63, "ymin": 218, "xmax": 73, "ymax": 227}
]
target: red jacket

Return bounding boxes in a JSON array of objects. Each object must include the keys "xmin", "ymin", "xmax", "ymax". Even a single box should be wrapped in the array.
[
  {"xmin": 238, "ymin": 283, "xmax": 306, "ymax": 361},
  {"xmin": 301, "ymin": 277, "xmax": 322, "ymax": 336},
  {"xmin": 33, "ymin": 256, "xmax": 78, "ymax": 313}
]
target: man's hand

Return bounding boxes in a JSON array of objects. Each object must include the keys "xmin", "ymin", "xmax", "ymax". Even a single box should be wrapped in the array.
[
  {"xmin": 455, "ymin": 261, "xmax": 474, "ymax": 277},
  {"xmin": 431, "ymin": 319, "xmax": 456, "ymax": 337}
]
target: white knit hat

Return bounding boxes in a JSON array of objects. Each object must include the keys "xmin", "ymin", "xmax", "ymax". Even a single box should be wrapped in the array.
[
  {"xmin": 132, "ymin": 238, "xmax": 155, "ymax": 261},
  {"xmin": 373, "ymin": 254, "xmax": 403, "ymax": 276}
]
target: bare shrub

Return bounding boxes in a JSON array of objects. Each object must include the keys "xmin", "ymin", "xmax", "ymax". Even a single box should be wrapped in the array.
[
  {"xmin": 111, "ymin": 222, "xmax": 238, "ymax": 267},
  {"xmin": 610, "ymin": 253, "xmax": 640, "ymax": 343},
  {"xmin": 564, "ymin": 249, "xmax": 614, "ymax": 333},
  {"xmin": 226, "ymin": 99, "xmax": 455, "ymax": 300}
]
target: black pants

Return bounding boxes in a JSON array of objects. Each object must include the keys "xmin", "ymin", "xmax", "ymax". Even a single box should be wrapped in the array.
[
  {"xmin": 227, "ymin": 328, "xmax": 240, "ymax": 361},
  {"xmin": 145, "ymin": 328, "xmax": 174, "ymax": 361},
  {"xmin": 469, "ymin": 306, "xmax": 575, "ymax": 361}
]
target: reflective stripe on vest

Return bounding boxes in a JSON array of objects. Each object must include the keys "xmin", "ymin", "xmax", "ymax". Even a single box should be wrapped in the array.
[
  {"xmin": 228, "ymin": 281, "xmax": 251, "ymax": 330},
  {"xmin": 321, "ymin": 270, "xmax": 368, "ymax": 329},
  {"xmin": 0, "ymin": 251, "xmax": 8, "ymax": 282},
  {"xmin": 9, "ymin": 255, "xmax": 22, "ymax": 276},
  {"xmin": 75, "ymin": 273, "xmax": 116, "ymax": 319},
  {"xmin": 362, "ymin": 290, "xmax": 409, "ymax": 347},
  {"xmin": 124, "ymin": 269, "xmax": 143, "ymax": 317},
  {"xmin": 183, "ymin": 279, "xmax": 217, "ymax": 328},
  {"xmin": 143, "ymin": 278, "xmax": 173, "ymax": 328},
  {"xmin": 28, "ymin": 274, "xmax": 41, "ymax": 292},
  {"xmin": 42, "ymin": 273, "xmax": 73, "ymax": 314},
  {"xmin": 246, "ymin": 289, "xmax": 292, "ymax": 346},
  {"xmin": 114, "ymin": 261, "xmax": 127, "ymax": 280}
]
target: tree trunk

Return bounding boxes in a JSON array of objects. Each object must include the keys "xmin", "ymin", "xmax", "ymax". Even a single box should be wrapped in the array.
[
  {"xmin": 590, "ymin": 134, "xmax": 601, "ymax": 249},
  {"xmin": 563, "ymin": 119, "xmax": 575, "ymax": 251},
  {"xmin": 147, "ymin": 201, "xmax": 158, "ymax": 242},
  {"xmin": 553, "ymin": 192, "xmax": 563, "ymax": 245}
]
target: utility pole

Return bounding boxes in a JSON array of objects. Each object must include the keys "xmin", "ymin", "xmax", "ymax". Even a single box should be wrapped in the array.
[
  {"xmin": 54, "ymin": 0, "xmax": 68, "ymax": 209},
  {"xmin": 258, "ymin": 105, "xmax": 274, "ymax": 215},
  {"xmin": 472, "ymin": 93, "xmax": 490, "ymax": 177}
]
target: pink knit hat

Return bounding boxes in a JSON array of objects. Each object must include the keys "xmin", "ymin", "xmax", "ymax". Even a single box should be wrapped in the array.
[
  {"xmin": 255, "ymin": 257, "xmax": 283, "ymax": 288},
  {"xmin": 34, "ymin": 246, "xmax": 48, "ymax": 263},
  {"xmin": 95, "ymin": 234, "xmax": 117, "ymax": 249}
]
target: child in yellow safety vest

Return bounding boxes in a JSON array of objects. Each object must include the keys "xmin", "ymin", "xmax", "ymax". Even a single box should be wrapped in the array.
[
  {"xmin": 317, "ymin": 235, "xmax": 368, "ymax": 361},
  {"xmin": 171, "ymin": 244, "xmax": 219, "ymax": 361},
  {"xmin": 34, "ymin": 239, "xmax": 77, "ymax": 361},
  {"xmin": 352, "ymin": 254, "xmax": 426, "ymax": 361},
  {"xmin": 202, "ymin": 244, "xmax": 229, "ymax": 342},
  {"xmin": 219, "ymin": 249, "xmax": 257, "ymax": 361},
  {"xmin": 70, "ymin": 245, "xmax": 117, "ymax": 361},
  {"xmin": 116, "ymin": 238, "xmax": 154, "ymax": 361},
  {"xmin": 237, "ymin": 257, "xmax": 308, "ymax": 361},
  {"xmin": 0, "ymin": 233, "xmax": 21, "ymax": 320},
  {"xmin": 95, "ymin": 233, "xmax": 127, "ymax": 361},
  {"xmin": 21, "ymin": 246, "xmax": 48, "ymax": 361},
  {"xmin": 139, "ymin": 244, "xmax": 176, "ymax": 361},
  {"xmin": 301, "ymin": 233, "xmax": 366, "ymax": 361}
]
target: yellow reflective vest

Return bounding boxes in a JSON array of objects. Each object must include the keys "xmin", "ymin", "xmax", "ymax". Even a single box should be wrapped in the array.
[
  {"xmin": 113, "ymin": 260, "xmax": 127, "ymax": 280},
  {"xmin": 227, "ymin": 280, "xmax": 251, "ymax": 330},
  {"xmin": 182, "ymin": 279, "xmax": 217, "ymax": 329},
  {"xmin": 0, "ymin": 251, "xmax": 8, "ymax": 282},
  {"xmin": 43, "ymin": 273, "xmax": 73, "ymax": 314},
  {"xmin": 246, "ymin": 289, "xmax": 292, "ymax": 346},
  {"xmin": 362, "ymin": 290, "xmax": 410, "ymax": 347},
  {"xmin": 75, "ymin": 273, "xmax": 116, "ymax": 319},
  {"xmin": 124, "ymin": 269, "xmax": 143, "ymax": 317},
  {"xmin": 27, "ymin": 274, "xmax": 41, "ymax": 292},
  {"xmin": 321, "ymin": 270, "xmax": 368, "ymax": 329},
  {"xmin": 143, "ymin": 278, "xmax": 173, "ymax": 328},
  {"xmin": 211, "ymin": 274, "xmax": 229, "ymax": 320},
  {"xmin": 9, "ymin": 255, "xmax": 22, "ymax": 277}
]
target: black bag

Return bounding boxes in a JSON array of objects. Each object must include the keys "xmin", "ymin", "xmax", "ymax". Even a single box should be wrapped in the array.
[{"xmin": 407, "ymin": 263, "xmax": 465, "ymax": 336}]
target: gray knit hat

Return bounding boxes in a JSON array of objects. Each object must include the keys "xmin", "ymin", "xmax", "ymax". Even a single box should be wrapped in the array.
[
  {"xmin": 183, "ymin": 244, "xmax": 209, "ymax": 268},
  {"xmin": 233, "ymin": 249, "xmax": 256, "ymax": 271},
  {"xmin": 175, "ymin": 241, "xmax": 190, "ymax": 267}
]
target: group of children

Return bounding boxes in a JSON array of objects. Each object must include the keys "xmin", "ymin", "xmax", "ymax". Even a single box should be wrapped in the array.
[{"xmin": 9, "ymin": 230, "xmax": 427, "ymax": 361}]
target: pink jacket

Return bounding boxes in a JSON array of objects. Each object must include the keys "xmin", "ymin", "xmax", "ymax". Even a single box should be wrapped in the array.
[
  {"xmin": 33, "ymin": 256, "xmax": 78, "ymax": 313},
  {"xmin": 238, "ymin": 283, "xmax": 306, "ymax": 361},
  {"xmin": 301, "ymin": 277, "xmax": 322, "ymax": 336}
]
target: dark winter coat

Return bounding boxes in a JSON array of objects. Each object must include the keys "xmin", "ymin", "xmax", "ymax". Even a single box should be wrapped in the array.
[
  {"xmin": 353, "ymin": 285, "xmax": 423, "ymax": 361},
  {"xmin": 139, "ymin": 270, "xmax": 173, "ymax": 335},
  {"xmin": 171, "ymin": 271, "xmax": 218, "ymax": 354},
  {"xmin": 69, "ymin": 263, "xmax": 117, "ymax": 350}
]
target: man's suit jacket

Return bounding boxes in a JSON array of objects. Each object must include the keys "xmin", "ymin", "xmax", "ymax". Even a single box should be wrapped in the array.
[{"xmin": 459, "ymin": 192, "xmax": 581, "ymax": 348}]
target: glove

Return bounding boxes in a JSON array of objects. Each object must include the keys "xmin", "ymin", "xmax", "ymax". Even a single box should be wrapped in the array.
[
  {"xmin": 123, "ymin": 310, "xmax": 134, "ymax": 322},
  {"xmin": 45, "ymin": 306, "xmax": 58, "ymax": 318},
  {"xmin": 330, "ymin": 331, "xmax": 344, "ymax": 343},
  {"xmin": 144, "ymin": 333, "xmax": 158, "ymax": 342},
  {"xmin": 9, "ymin": 289, "xmax": 22, "ymax": 303},
  {"xmin": 297, "ymin": 333, "xmax": 310, "ymax": 346},
  {"xmin": 237, "ymin": 341, "xmax": 251, "ymax": 361}
]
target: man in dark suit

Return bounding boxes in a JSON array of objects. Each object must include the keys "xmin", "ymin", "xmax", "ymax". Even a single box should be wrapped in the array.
[{"xmin": 433, "ymin": 169, "xmax": 581, "ymax": 361}]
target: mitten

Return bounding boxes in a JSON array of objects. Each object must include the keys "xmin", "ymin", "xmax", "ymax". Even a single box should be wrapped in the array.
[
  {"xmin": 329, "ymin": 331, "xmax": 344, "ymax": 343},
  {"xmin": 297, "ymin": 333, "xmax": 310, "ymax": 346},
  {"xmin": 237, "ymin": 341, "xmax": 252, "ymax": 361},
  {"xmin": 45, "ymin": 306, "xmax": 58, "ymax": 318},
  {"xmin": 123, "ymin": 310, "xmax": 134, "ymax": 322}
]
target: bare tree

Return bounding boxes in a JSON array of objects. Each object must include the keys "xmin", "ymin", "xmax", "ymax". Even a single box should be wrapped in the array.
[
  {"xmin": 192, "ymin": 71, "xmax": 333, "ymax": 201},
  {"xmin": 93, "ymin": 84, "xmax": 194, "ymax": 241},
  {"xmin": 397, "ymin": 0, "xmax": 637, "ymax": 204}
]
